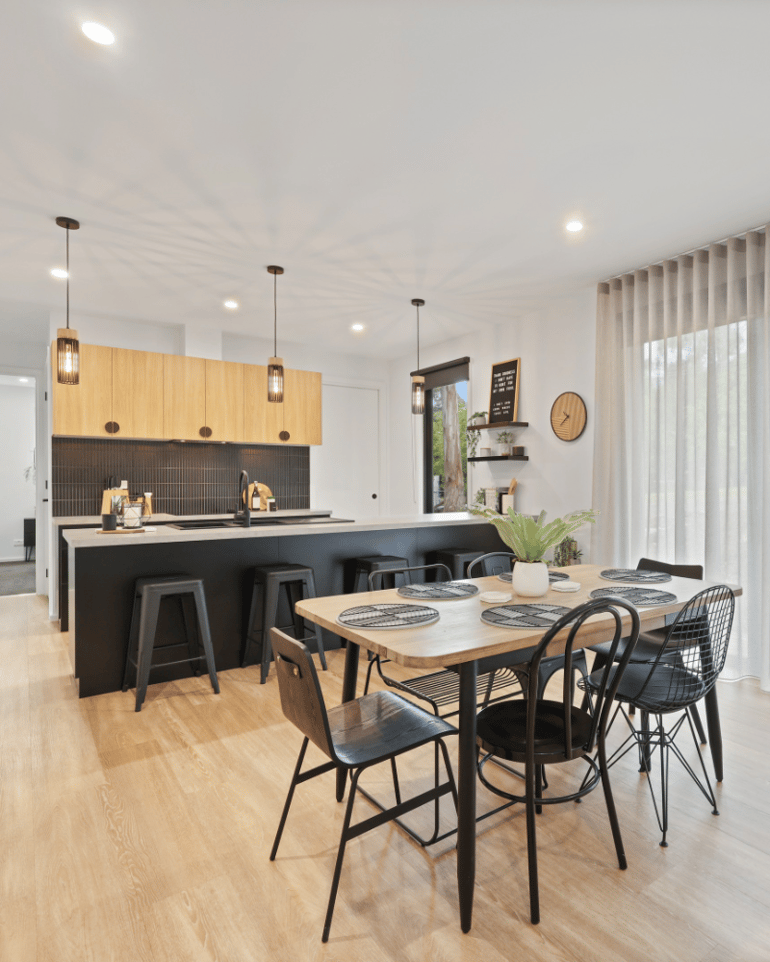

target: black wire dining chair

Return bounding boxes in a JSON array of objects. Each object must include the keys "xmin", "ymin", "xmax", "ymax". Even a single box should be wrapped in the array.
[{"xmin": 581, "ymin": 584, "xmax": 735, "ymax": 846}]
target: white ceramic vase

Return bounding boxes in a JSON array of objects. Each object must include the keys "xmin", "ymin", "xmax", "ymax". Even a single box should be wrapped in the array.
[{"xmin": 512, "ymin": 560, "xmax": 549, "ymax": 597}]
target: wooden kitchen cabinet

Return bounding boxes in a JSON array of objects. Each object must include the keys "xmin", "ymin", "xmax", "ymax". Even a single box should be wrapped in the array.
[
  {"xmin": 163, "ymin": 355, "xmax": 206, "ymax": 439},
  {"xmin": 204, "ymin": 359, "xmax": 244, "ymax": 441},
  {"xmin": 283, "ymin": 369, "xmax": 322, "ymax": 445},
  {"xmin": 112, "ymin": 348, "xmax": 165, "ymax": 438},
  {"xmin": 243, "ymin": 365, "xmax": 322, "ymax": 444},
  {"xmin": 53, "ymin": 342, "xmax": 321, "ymax": 444},
  {"xmin": 51, "ymin": 343, "xmax": 113, "ymax": 436}
]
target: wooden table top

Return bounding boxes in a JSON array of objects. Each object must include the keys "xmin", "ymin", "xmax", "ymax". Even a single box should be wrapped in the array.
[{"xmin": 295, "ymin": 564, "xmax": 741, "ymax": 669}]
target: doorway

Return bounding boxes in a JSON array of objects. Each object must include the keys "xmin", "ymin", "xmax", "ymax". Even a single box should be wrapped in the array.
[
  {"xmin": 310, "ymin": 380, "xmax": 385, "ymax": 519},
  {"xmin": 0, "ymin": 374, "xmax": 37, "ymax": 595}
]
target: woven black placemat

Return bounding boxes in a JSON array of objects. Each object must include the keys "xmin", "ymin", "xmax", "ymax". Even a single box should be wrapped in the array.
[
  {"xmin": 497, "ymin": 570, "xmax": 570, "ymax": 584},
  {"xmin": 481, "ymin": 603, "xmax": 572, "ymax": 629},
  {"xmin": 599, "ymin": 568, "xmax": 672, "ymax": 584},
  {"xmin": 589, "ymin": 587, "xmax": 677, "ymax": 607},
  {"xmin": 336, "ymin": 603, "xmax": 440, "ymax": 629},
  {"xmin": 397, "ymin": 582, "xmax": 479, "ymax": 600}
]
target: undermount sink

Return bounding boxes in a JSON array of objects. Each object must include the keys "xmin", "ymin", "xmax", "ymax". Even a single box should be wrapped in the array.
[{"xmin": 168, "ymin": 519, "xmax": 250, "ymax": 530}]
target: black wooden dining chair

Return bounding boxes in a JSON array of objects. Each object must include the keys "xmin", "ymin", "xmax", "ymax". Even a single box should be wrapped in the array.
[
  {"xmin": 581, "ymin": 584, "xmax": 735, "ymax": 847},
  {"xmin": 475, "ymin": 598, "xmax": 641, "ymax": 924},
  {"xmin": 268, "ymin": 628, "xmax": 458, "ymax": 943}
]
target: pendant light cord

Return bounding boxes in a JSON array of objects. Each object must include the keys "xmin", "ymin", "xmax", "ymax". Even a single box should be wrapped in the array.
[
  {"xmin": 416, "ymin": 302, "xmax": 420, "ymax": 370},
  {"xmin": 65, "ymin": 226, "xmax": 70, "ymax": 330},
  {"xmin": 273, "ymin": 270, "xmax": 278, "ymax": 357}
]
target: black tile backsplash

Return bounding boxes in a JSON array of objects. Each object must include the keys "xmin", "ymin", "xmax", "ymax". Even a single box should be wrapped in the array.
[{"xmin": 52, "ymin": 438, "xmax": 309, "ymax": 517}]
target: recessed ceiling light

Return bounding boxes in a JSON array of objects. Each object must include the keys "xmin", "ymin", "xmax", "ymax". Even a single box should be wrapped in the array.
[
  {"xmin": 82, "ymin": 22, "xmax": 115, "ymax": 45},
  {"xmin": 565, "ymin": 220, "xmax": 584, "ymax": 233},
  {"xmin": 51, "ymin": 268, "xmax": 68, "ymax": 279},
  {"xmin": 19, "ymin": 378, "xmax": 29, "ymax": 383},
  {"xmin": 351, "ymin": 323, "xmax": 364, "ymax": 332},
  {"xmin": 224, "ymin": 299, "xmax": 239, "ymax": 310}
]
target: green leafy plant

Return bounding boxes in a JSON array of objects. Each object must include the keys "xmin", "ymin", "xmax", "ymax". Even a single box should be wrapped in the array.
[
  {"xmin": 496, "ymin": 430, "xmax": 514, "ymax": 445},
  {"xmin": 553, "ymin": 536, "xmax": 582, "ymax": 567},
  {"xmin": 470, "ymin": 411, "xmax": 487, "ymax": 424},
  {"xmin": 473, "ymin": 488, "xmax": 486, "ymax": 506},
  {"xmin": 470, "ymin": 506, "xmax": 598, "ymax": 563}
]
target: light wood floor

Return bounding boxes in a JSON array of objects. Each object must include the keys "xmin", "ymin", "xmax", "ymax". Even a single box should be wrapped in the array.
[{"xmin": 3, "ymin": 592, "xmax": 770, "ymax": 961}]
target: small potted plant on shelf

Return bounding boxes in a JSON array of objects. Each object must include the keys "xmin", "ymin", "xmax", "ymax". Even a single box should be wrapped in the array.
[
  {"xmin": 469, "ymin": 411, "xmax": 487, "ymax": 427},
  {"xmin": 553, "ymin": 536, "xmax": 582, "ymax": 567},
  {"xmin": 495, "ymin": 430, "xmax": 514, "ymax": 456},
  {"xmin": 470, "ymin": 505, "xmax": 598, "ymax": 596}
]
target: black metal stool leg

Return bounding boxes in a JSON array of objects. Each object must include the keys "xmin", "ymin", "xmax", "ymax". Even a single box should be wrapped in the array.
[
  {"xmin": 135, "ymin": 589, "xmax": 162, "ymax": 712},
  {"xmin": 180, "ymin": 593, "xmax": 202, "ymax": 676},
  {"xmin": 192, "ymin": 582, "xmax": 219, "ymax": 695},
  {"xmin": 260, "ymin": 576, "xmax": 280, "ymax": 684},
  {"xmin": 301, "ymin": 571, "xmax": 327, "ymax": 671},
  {"xmin": 122, "ymin": 589, "xmax": 143, "ymax": 693}
]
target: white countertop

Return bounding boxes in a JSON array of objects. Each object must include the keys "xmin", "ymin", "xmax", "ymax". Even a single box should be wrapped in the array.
[{"xmin": 62, "ymin": 512, "xmax": 487, "ymax": 548}]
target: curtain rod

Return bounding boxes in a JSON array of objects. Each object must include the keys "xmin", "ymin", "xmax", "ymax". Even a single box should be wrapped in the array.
[{"xmin": 600, "ymin": 221, "xmax": 768, "ymax": 284}]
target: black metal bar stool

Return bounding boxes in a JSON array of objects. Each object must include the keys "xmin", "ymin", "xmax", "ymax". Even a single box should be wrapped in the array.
[
  {"xmin": 122, "ymin": 575, "xmax": 220, "ymax": 712},
  {"xmin": 433, "ymin": 548, "xmax": 485, "ymax": 580},
  {"xmin": 352, "ymin": 555, "xmax": 409, "ymax": 593},
  {"xmin": 243, "ymin": 563, "xmax": 327, "ymax": 683}
]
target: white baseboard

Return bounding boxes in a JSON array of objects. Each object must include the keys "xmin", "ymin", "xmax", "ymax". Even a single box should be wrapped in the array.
[{"xmin": 0, "ymin": 554, "xmax": 27, "ymax": 563}]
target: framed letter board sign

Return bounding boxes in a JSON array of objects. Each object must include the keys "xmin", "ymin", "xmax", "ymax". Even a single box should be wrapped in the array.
[{"xmin": 489, "ymin": 358, "xmax": 520, "ymax": 423}]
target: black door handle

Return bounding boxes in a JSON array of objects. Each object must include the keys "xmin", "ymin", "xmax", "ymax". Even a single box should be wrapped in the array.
[{"xmin": 372, "ymin": 493, "xmax": 377, "ymax": 499}]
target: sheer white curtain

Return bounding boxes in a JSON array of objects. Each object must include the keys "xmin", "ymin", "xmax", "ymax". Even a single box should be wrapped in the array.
[{"xmin": 592, "ymin": 230, "xmax": 770, "ymax": 690}]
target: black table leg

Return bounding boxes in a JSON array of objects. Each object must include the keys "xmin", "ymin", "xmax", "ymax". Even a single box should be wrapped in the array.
[
  {"xmin": 704, "ymin": 686, "xmax": 723, "ymax": 782},
  {"xmin": 457, "ymin": 660, "xmax": 478, "ymax": 933},
  {"xmin": 336, "ymin": 641, "xmax": 360, "ymax": 801}
]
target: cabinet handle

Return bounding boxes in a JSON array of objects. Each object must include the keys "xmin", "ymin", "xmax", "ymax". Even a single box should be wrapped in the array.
[
  {"xmin": 279, "ymin": 430, "xmax": 290, "ymax": 441},
  {"xmin": 199, "ymin": 426, "xmax": 213, "ymax": 439},
  {"xmin": 105, "ymin": 421, "xmax": 120, "ymax": 434}
]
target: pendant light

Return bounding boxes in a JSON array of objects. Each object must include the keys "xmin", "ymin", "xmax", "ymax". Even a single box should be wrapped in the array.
[
  {"xmin": 411, "ymin": 298, "xmax": 425, "ymax": 415},
  {"xmin": 267, "ymin": 265, "xmax": 284, "ymax": 403},
  {"xmin": 55, "ymin": 216, "xmax": 81, "ymax": 384}
]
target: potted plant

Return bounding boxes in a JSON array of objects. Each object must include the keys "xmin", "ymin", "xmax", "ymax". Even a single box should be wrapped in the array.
[
  {"xmin": 553, "ymin": 536, "xmax": 582, "ymax": 568},
  {"xmin": 469, "ymin": 410, "xmax": 487, "ymax": 427},
  {"xmin": 495, "ymin": 430, "xmax": 514, "ymax": 456},
  {"xmin": 471, "ymin": 505, "xmax": 598, "ymax": 596}
]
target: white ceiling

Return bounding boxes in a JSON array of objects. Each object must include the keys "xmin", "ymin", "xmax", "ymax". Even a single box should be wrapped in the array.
[{"xmin": 4, "ymin": 0, "xmax": 770, "ymax": 358}]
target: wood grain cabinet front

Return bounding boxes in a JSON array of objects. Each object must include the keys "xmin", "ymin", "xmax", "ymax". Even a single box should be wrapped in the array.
[
  {"xmin": 52, "ymin": 344, "xmax": 166, "ymax": 439},
  {"xmin": 243, "ymin": 365, "xmax": 322, "ymax": 444},
  {"xmin": 204, "ymin": 359, "xmax": 244, "ymax": 442},
  {"xmin": 163, "ymin": 355, "xmax": 206, "ymax": 440}
]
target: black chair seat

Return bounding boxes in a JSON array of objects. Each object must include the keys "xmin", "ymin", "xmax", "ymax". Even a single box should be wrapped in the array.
[
  {"xmin": 328, "ymin": 691, "xmax": 456, "ymax": 768},
  {"xmin": 589, "ymin": 632, "xmax": 669, "ymax": 662},
  {"xmin": 477, "ymin": 699, "xmax": 594, "ymax": 764},
  {"xmin": 585, "ymin": 662, "xmax": 707, "ymax": 714}
]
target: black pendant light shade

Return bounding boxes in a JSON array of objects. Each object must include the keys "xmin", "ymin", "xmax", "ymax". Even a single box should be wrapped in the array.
[
  {"xmin": 411, "ymin": 298, "xmax": 425, "ymax": 415},
  {"xmin": 267, "ymin": 265, "xmax": 284, "ymax": 403},
  {"xmin": 55, "ymin": 216, "xmax": 81, "ymax": 385}
]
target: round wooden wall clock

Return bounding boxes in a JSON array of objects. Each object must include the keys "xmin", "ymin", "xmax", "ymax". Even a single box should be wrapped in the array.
[{"xmin": 550, "ymin": 392, "xmax": 587, "ymax": 441}]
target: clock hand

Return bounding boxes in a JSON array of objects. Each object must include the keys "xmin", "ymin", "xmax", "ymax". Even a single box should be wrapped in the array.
[{"xmin": 561, "ymin": 414, "xmax": 570, "ymax": 424}]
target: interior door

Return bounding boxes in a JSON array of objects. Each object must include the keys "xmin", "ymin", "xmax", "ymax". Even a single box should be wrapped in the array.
[{"xmin": 310, "ymin": 383, "xmax": 381, "ymax": 519}]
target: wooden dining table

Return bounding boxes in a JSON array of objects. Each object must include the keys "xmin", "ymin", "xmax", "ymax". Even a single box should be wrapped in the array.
[{"xmin": 295, "ymin": 562, "xmax": 740, "ymax": 933}]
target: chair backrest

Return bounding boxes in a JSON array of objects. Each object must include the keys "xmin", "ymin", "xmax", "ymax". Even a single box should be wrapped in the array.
[
  {"xmin": 270, "ymin": 628, "xmax": 338, "ymax": 763},
  {"xmin": 368, "ymin": 563, "xmax": 451, "ymax": 591},
  {"xmin": 637, "ymin": 557, "xmax": 704, "ymax": 580},
  {"xmin": 467, "ymin": 552, "xmax": 517, "ymax": 578},
  {"xmin": 527, "ymin": 598, "xmax": 641, "ymax": 759},
  {"xmin": 625, "ymin": 584, "xmax": 735, "ymax": 713}
]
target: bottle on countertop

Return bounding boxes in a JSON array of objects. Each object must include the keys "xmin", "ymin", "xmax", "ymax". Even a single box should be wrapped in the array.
[{"xmin": 252, "ymin": 483, "xmax": 259, "ymax": 511}]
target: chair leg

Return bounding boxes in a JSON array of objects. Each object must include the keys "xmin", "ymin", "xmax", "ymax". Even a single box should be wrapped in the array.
[
  {"xmin": 688, "ymin": 702, "xmax": 708, "ymax": 745},
  {"xmin": 260, "ymin": 577, "xmax": 280, "ymax": 684},
  {"xmin": 180, "ymin": 593, "xmax": 202, "ymax": 676},
  {"xmin": 524, "ymin": 755, "xmax": 540, "ymax": 924},
  {"xmin": 323, "ymin": 766, "xmax": 363, "ymax": 943},
  {"xmin": 134, "ymin": 590, "xmax": 162, "ymax": 712},
  {"xmin": 597, "ymin": 736, "xmax": 627, "ymax": 870},
  {"xmin": 192, "ymin": 583, "xmax": 219, "ymax": 695},
  {"xmin": 270, "ymin": 738, "xmax": 310, "ymax": 860},
  {"xmin": 300, "ymin": 572, "xmax": 327, "ymax": 671}
]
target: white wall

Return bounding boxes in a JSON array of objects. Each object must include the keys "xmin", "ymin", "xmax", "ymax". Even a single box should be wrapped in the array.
[
  {"xmin": 387, "ymin": 286, "xmax": 598, "ymax": 559},
  {"xmin": 49, "ymin": 310, "xmax": 184, "ymax": 355},
  {"xmin": 0, "ymin": 383, "xmax": 37, "ymax": 562}
]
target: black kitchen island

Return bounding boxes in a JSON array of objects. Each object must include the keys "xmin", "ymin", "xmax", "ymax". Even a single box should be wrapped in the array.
[{"xmin": 63, "ymin": 514, "xmax": 502, "ymax": 697}]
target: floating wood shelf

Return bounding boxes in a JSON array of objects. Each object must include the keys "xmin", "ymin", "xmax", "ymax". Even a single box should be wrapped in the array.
[
  {"xmin": 467, "ymin": 421, "xmax": 529, "ymax": 431},
  {"xmin": 468, "ymin": 455, "xmax": 529, "ymax": 462}
]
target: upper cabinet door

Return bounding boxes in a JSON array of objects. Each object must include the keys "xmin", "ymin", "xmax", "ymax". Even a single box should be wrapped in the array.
[
  {"xmin": 243, "ymin": 364, "xmax": 282, "ymax": 443},
  {"xmin": 164, "ymin": 354, "xmax": 206, "ymax": 440},
  {"xmin": 282, "ymin": 369, "xmax": 322, "ymax": 445},
  {"xmin": 112, "ymin": 348, "xmax": 165, "ymax": 439},
  {"xmin": 205, "ymin": 359, "xmax": 244, "ymax": 442},
  {"xmin": 51, "ymin": 342, "xmax": 114, "ymax": 436}
]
